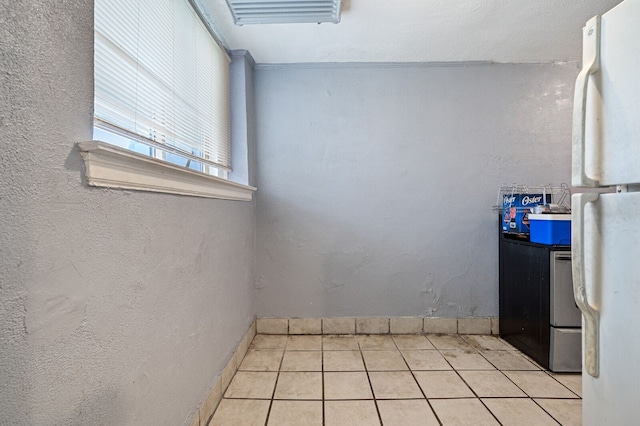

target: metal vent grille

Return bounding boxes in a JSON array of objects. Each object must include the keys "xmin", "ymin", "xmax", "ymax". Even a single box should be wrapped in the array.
[{"xmin": 226, "ymin": 0, "xmax": 341, "ymax": 25}]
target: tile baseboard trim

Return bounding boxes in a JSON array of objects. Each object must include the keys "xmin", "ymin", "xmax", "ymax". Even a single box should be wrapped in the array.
[
  {"xmin": 256, "ymin": 317, "xmax": 499, "ymax": 336},
  {"xmin": 191, "ymin": 318, "xmax": 257, "ymax": 426}
]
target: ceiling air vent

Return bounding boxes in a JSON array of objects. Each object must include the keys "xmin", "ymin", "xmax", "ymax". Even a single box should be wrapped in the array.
[{"xmin": 226, "ymin": 0, "xmax": 342, "ymax": 25}]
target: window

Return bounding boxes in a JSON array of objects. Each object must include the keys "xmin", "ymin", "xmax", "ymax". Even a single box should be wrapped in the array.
[{"xmin": 93, "ymin": 0, "xmax": 231, "ymax": 178}]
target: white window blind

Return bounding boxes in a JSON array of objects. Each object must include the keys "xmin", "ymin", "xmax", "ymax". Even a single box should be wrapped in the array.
[{"xmin": 94, "ymin": 0, "xmax": 232, "ymax": 171}]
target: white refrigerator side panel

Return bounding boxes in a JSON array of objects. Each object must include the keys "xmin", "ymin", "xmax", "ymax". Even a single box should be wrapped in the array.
[
  {"xmin": 582, "ymin": 192, "xmax": 640, "ymax": 424},
  {"xmin": 585, "ymin": 0, "xmax": 640, "ymax": 186}
]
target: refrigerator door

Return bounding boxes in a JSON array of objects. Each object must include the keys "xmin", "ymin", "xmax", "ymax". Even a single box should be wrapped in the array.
[
  {"xmin": 577, "ymin": 192, "xmax": 640, "ymax": 424},
  {"xmin": 575, "ymin": 0, "xmax": 640, "ymax": 187}
]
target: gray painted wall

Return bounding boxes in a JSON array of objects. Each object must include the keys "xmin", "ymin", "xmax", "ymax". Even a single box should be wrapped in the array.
[
  {"xmin": 253, "ymin": 63, "xmax": 577, "ymax": 318},
  {"xmin": 0, "ymin": 1, "xmax": 255, "ymax": 425}
]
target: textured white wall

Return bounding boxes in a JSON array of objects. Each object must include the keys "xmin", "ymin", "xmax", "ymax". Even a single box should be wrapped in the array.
[
  {"xmin": 253, "ymin": 63, "xmax": 577, "ymax": 318},
  {"xmin": 0, "ymin": 1, "xmax": 255, "ymax": 424}
]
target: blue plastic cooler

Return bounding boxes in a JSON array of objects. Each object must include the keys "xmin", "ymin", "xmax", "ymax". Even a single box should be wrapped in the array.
[{"xmin": 528, "ymin": 214, "xmax": 571, "ymax": 245}]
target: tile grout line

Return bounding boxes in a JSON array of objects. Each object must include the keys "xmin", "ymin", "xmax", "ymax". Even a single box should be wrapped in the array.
[
  {"xmin": 358, "ymin": 336, "xmax": 385, "ymax": 425},
  {"xmin": 543, "ymin": 370, "xmax": 582, "ymax": 399},
  {"xmin": 394, "ymin": 335, "xmax": 445, "ymax": 426},
  {"xmin": 460, "ymin": 336, "xmax": 540, "ymax": 402},
  {"xmin": 321, "ymin": 335, "xmax": 325, "ymax": 426},
  {"xmin": 460, "ymin": 336, "xmax": 553, "ymax": 424},
  {"xmin": 456, "ymin": 335, "xmax": 570, "ymax": 425},
  {"xmin": 426, "ymin": 334, "xmax": 505, "ymax": 426},
  {"xmin": 451, "ymin": 366, "xmax": 506, "ymax": 426},
  {"xmin": 262, "ymin": 336, "xmax": 288, "ymax": 426},
  {"xmin": 530, "ymin": 398, "xmax": 565, "ymax": 425},
  {"xmin": 436, "ymin": 337, "xmax": 570, "ymax": 424}
]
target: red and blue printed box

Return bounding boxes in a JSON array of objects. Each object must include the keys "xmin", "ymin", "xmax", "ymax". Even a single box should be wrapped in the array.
[{"xmin": 501, "ymin": 193, "xmax": 550, "ymax": 234}]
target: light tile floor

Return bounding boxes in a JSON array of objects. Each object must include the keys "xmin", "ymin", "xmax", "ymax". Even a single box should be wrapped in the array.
[{"xmin": 210, "ymin": 334, "xmax": 581, "ymax": 425}]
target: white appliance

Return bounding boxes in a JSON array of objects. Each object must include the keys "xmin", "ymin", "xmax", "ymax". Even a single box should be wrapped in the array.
[{"xmin": 572, "ymin": 0, "xmax": 640, "ymax": 423}]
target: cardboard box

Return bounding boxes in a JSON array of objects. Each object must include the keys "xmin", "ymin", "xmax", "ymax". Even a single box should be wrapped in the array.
[{"xmin": 501, "ymin": 193, "xmax": 549, "ymax": 234}]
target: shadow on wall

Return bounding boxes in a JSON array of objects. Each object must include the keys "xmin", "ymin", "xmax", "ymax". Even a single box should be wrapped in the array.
[{"xmin": 56, "ymin": 387, "xmax": 127, "ymax": 426}]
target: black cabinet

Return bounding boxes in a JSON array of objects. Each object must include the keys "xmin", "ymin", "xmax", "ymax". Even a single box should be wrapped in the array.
[{"xmin": 499, "ymin": 227, "xmax": 581, "ymax": 371}]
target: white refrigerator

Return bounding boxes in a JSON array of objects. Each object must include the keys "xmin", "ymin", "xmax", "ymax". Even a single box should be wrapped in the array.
[{"xmin": 571, "ymin": 0, "xmax": 640, "ymax": 423}]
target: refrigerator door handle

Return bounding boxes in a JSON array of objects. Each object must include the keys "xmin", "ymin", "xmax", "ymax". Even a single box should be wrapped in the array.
[
  {"xmin": 572, "ymin": 192, "xmax": 600, "ymax": 377},
  {"xmin": 572, "ymin": 15, "xmax": 601, "ymax": 188}
]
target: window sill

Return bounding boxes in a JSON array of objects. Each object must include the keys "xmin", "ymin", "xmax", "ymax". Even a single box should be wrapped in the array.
[{"xmin": 77, "ymin": 141, "xmax": 256, "ymax": 201}]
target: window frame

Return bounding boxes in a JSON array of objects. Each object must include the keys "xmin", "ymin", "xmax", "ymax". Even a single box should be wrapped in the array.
[
  {"xmin": 77, "ymin": 141, "xmax": 255, "ymax": 200},
  {"xmin": 84, "ymin": 0, "xmax": 255, "ymax": 200}
]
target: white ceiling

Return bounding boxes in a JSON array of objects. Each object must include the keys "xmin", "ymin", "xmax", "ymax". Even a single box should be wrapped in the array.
[{"xmin": 198, "ymin": 0, "xmax": 623, "ymax": 64}]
